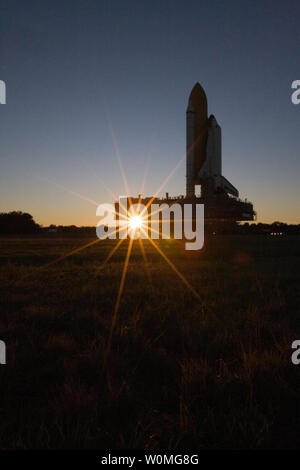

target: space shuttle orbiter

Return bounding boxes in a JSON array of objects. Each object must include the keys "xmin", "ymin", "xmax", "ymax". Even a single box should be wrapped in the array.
[{"xmin": 186, "ymin": 82, "xmax": 238, "ymax": 199}]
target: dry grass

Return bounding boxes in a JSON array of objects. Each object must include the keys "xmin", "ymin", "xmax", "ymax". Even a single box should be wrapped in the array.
[{"xmin": 0, "ymin": 235, "xmax": 299, "ymax": 449}]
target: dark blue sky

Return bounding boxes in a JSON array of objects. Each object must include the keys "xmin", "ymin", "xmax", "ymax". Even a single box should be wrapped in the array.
[{"xmin": 1, "ymin": 0, "xmax": 299, "ymax": 224}]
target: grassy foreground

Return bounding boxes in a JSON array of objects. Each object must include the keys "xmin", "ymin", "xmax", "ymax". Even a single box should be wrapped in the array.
[{"xmin": 0, "ymin": 235, "xmax": 299, "ymax": 449}]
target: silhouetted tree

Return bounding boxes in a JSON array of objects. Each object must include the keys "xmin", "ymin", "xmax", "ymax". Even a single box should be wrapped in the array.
[{"xmin": 0, "ymin": 211, "xmax": 40, "ymax": 234}]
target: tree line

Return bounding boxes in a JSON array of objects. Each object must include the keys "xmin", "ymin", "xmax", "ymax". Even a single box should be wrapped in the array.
[{"xmin": 0, "ymin": 211, "xmax": 300, "ymax": 235}]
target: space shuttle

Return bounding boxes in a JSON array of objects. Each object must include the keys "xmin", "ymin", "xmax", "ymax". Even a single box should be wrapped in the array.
[{"xmin": 186, "ymin": 82, "xmax": 238, "ymax": 199}]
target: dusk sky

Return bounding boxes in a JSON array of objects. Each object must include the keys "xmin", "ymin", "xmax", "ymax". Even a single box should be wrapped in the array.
[{"xmin": 1, "ymin": 0, "xmax": 299, "ymax": 226}]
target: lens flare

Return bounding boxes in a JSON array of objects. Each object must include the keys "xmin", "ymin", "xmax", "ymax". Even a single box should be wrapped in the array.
[
  {"xmin": 129, "ymin": 215, "xmax": 142, "ymax": 230},
  {"xmin": 28, "ymin": 118, "xmax": 202, "ymax": 375}
]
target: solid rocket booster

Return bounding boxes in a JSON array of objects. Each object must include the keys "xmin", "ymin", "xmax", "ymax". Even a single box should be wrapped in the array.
[
  {"xmin": 186, "ymin": 82, "xmax": 238, "ymax": 198},
  {"xmin": 186, "ymin": 83, "xmax": 208, "ymax": 197}
]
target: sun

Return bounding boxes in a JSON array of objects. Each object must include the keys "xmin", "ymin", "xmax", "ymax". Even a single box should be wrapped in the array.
[
  {"xmin": 128, "ymin": 215, "xmax": 142, "ymax": 230},
  {"xmin": 36, "ymin": 124, "xmax": 200, "ymax": 371}
]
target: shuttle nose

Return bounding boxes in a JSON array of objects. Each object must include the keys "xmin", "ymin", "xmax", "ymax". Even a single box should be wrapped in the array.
[{"xmin": 188, "ymin": 82, "xmax": 208, "ymax": 120}]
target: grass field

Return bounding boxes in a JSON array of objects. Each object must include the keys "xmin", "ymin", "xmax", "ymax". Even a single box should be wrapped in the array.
[{"xmin": 0, "ymin": 235, "xmax": 299, "ymax": 449}]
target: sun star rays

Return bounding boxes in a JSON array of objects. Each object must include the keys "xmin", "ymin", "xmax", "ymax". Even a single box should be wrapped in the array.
[{"xmin": 27, "ymin": 117, "xmax": 202, "ymax": 372}]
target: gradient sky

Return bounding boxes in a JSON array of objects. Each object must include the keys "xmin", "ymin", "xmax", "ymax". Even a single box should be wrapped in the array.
[{"xmin": 0, "ymin": 0, "xmax": 299, "ymax": 226}]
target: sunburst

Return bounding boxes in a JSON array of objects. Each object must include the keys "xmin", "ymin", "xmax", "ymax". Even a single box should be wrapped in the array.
[{"xmin": 27, "ymin": 117, "xmax": 202, "ymax": 372}]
